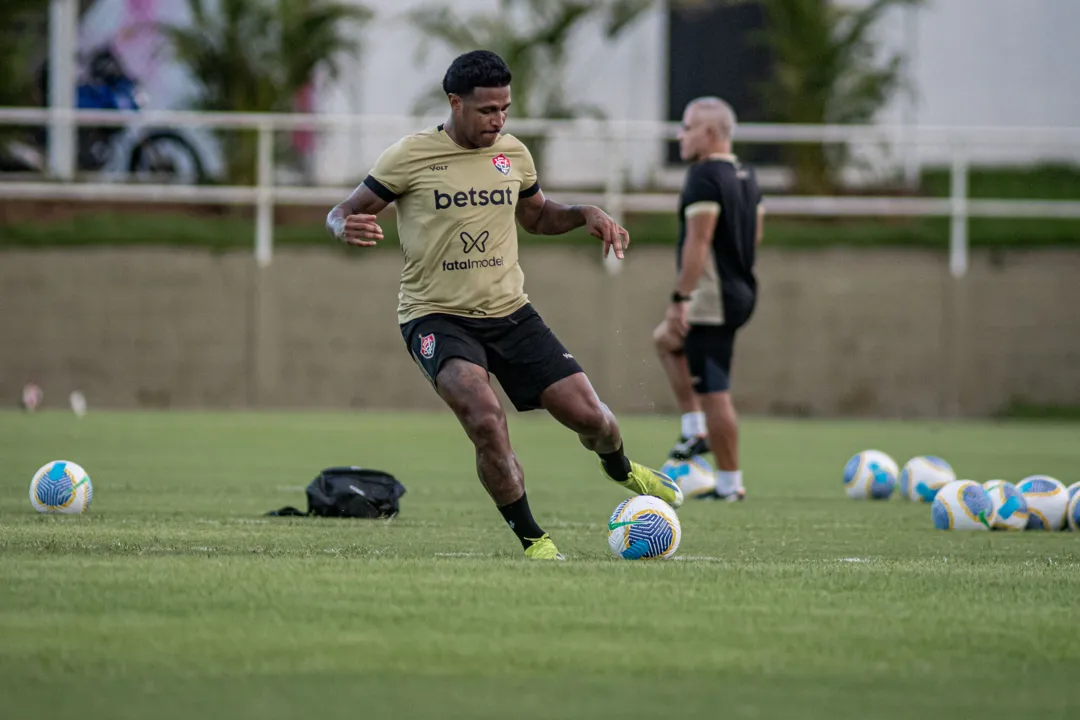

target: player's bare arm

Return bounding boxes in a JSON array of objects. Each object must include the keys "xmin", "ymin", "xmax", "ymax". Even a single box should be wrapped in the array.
[
  {"xmin": 515, "ymin": 189, "xmax": 630, "ymax": 259},
  {"xmin": 668, "ymin": 210, "xmax": 719, "ymax": 335},
  {"xmin": 326, "ymin": 183, "xmax": 389, "ymax": 247}
]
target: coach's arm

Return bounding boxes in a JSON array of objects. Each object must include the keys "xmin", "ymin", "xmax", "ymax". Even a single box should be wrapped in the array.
[
  {"xmin": 666, "ymin": 207, "xmax": 719, "ymax": 334},
  {"xmin": 673, "ymin": 208, "xmax": 719, "ymax": 302},
  {"xmin": 516, "ymin": 188, "xmax": 630, "ymax": 259},
  {"xmin": 326, "ymin": 183, "xmax": 390, "ymax": 246}
]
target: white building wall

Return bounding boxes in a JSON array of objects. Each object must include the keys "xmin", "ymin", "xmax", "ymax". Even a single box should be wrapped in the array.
[
  {"xmin": 870, "ymin": 0, "xmax": 1080, "ymax": 168},
  {"xmin": 76, "ymin": 0, "xmax": 1080, "ymax": 187},
  {"xmin": 313, "ymin": 0, "xmax": 667, "ymax": 188}
]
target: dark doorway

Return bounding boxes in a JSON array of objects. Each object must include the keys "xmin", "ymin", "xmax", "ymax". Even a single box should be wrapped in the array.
[{"xmin": 666, "ymin": 1, "xmax": 776, "ymax": 165}]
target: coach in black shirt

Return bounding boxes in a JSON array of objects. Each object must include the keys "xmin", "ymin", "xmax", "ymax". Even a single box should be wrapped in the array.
[{"xmin": 653, "ymin": 97, "xmax": 764, "ymax": 501}]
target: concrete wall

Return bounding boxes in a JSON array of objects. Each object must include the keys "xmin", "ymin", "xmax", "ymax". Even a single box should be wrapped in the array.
[{"xmin": 2, "ymin": 247, "xmax": 1078, "ymax": 417}]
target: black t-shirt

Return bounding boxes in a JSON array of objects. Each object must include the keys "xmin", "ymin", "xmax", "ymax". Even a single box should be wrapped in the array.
[{"xmin": 677, "ymin": 156, "xmax": 762, "ymax": 327}]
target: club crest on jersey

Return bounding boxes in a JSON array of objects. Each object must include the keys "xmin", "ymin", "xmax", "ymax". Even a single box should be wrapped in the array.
[
  {"xmin": 419, "ymin": 333, "xmax": 436, "ymax": 359},
  {"xmin": 491, "ymin": 153, "xmax": 511, "ymax": 176}
]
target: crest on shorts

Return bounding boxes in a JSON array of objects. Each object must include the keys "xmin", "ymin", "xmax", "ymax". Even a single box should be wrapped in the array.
[
  {"xmin": 419, "ymin": 333, "xmax": 436, "ymax": 359},
  {"xmin": 491, "ymin": 153, "xmax": 511, "ymax": 176}
]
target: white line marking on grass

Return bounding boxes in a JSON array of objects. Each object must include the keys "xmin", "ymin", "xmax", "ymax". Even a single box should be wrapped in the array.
[
  {"xmin": 434, "ymin": 552, "xmax": 479, "ymax": 558},
  {"xmin": 190, "ymin": 546, "xmax": 216, "ymax": 553},
  {"xmin": 840, "ymin": 557, "xmax": 869, "ymax": 563},
  {"xmin": 672, "ymin": 555, "xmax": 724, "ymax": 563},
  {"xmin": 196, "ymin": 518, "xmax": 269, "ymax": 525}
]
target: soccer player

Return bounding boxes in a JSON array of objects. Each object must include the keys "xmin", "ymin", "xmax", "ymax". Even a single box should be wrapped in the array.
[
  {"xmin": 652, "ymin": 97, "xmax": 764, "ymax": 501},
  {"xmin": 326, "ymin": 50, "xmax": 681, "ymax": 559}
]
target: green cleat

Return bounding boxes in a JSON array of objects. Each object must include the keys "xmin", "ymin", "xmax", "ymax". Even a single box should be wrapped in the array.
[
  {"xmin": 524, "ymin": 534, "xmax": 565, "ymax": 560},
  {"xmin": 603, "ymin": 460, "xmax": 684, "ymax": 509}
]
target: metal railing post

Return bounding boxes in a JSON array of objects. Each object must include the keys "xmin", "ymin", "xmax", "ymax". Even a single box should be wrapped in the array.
[
  {"xmin": 949, "ymin": 144, "xmax": 969, "ymax": 279},
  {"xmin": 47, "ymin": 0, "xmax": 77, "ymax": 181},
  {"xmin": 255, "ymin": 123, "xmax": 275, "ymax": 267},
  {"xmin": 603, "ymin": 119, "xmax": 626, "ymax": 276}
]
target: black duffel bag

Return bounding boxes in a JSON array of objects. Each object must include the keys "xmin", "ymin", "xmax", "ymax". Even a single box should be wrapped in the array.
[{"xmin": 268, "ymin": 466, "xmax": 406, "ymax": 519}]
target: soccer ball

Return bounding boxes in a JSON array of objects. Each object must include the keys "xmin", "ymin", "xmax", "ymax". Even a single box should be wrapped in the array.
[
  {"xmin": 983, "ymin": 479, "xmax": 1008, "ymax": 491},
  {"xmin": 902, "ymin": 456, "xmax": 956, "ymax": 503},
  {"xmin": 29, "ymin": 460, "xmax": 94, "ymax": 514},
  {"xmin": 1067, "ymin": 482, "xmax": 1080, "ymax": 500},
  {"xmin": 843, "ymin": 449, "xmax": 898, "ymax": 500},
  {"xmin": 1067, "ymin": 492, "xmax": 1080, "ymax": 532},
  {"xmin": 661, "ymin": 457, "xmax": 716, "ymax": 499},
  {"xmin": 608, "ymin": 495, "xmax": 681, "ymax": 560},
  {"xmin": 931, "ymin": 480, "xmax": 991, "ymax": 530},
  {"xmin": 985, "ymin": 481, "xmax": 1029, "ymax": 531},
  {"xmin": 1016, "ymin": 475, "xmax": 1069, "ymax": 531}
]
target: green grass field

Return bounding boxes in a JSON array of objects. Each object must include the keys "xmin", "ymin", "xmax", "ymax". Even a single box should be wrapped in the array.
[{"xmin": 1, "ymin": 411, "xmax": 1078, "ymax": 719}]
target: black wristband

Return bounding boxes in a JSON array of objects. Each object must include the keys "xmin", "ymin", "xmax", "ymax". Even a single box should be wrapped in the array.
[{"xmin": 671, "ymin": 291, "xmax": 691, "ymax": 303}]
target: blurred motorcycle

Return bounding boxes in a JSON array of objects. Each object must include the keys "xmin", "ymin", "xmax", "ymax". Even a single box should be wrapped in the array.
[{"xmin": 3, "ymin": 47, "xmax": 215, "ymax": 184}]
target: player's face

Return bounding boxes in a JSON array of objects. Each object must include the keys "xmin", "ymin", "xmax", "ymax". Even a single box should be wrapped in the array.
[
  {"xmin": 678, "ymin": 106, "xmax": 710, "ymax": 162},
  {"xmin": 454, "ymin": 86, "xmax": 511, "ymax": 148}
]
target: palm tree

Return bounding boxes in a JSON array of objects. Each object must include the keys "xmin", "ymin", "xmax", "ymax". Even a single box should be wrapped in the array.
[
  {"xmin": 0, "ymin": 0, "xmax": 48, "ymax": 164},
  {"xmin": 407, "ymin": 0, "xmax": 653, "ymax": 169},
  {"xmin": 160, "ymin": 0, "xmax": 372, "ymax": 184},
  {"xmin": 748, "ymin": 0, "xmax": 923, "ymax": 193},
  {"xmin": 0, "ymin": 0, "xmax": 46, "ymax": 107},
  {"xmin": 671, "ymin": 0, "xmax": 920, "ymax": 193}
]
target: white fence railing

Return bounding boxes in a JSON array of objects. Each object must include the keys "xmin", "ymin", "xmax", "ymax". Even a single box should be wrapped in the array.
[{"xmin": 3, "ymin": 107, "xmax": 1080, "ymax": 276}]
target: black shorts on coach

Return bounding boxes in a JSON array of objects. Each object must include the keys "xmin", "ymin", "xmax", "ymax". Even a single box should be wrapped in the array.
[
  {"xmin": 400, "ymin": 304, "xmax": 584, "ymax": 412},
  {"xmin": 684, "ymin": 324, "xmax": 739, "ymax": 395}
]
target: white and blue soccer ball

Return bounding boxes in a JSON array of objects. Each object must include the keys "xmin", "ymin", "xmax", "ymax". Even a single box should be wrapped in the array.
[
  {"xmin": 1017, "ymin": 475, "xmax": 1069, "ymax": 531},
  {"xmin": 931, "ymin": 480, "xmax": 992, "ymax": 530},
  {"xmin": 983, "ymin": 479, "xmax": 1008, "ymax": 492},
  {"xmin": 29, "ymin": 460, "xmax": 93, "ymax": 514},
  {"xmin": 902, "ymin": 456, "xmax": 956, "ymax": 503},
  {"xmin": 1067, "ymin": 482, "xmax": 1080, "ymax": 501},
  {"xmin": 608, "ymin": 495, "xmax": 681, "ymax": 560},
  {"xmin": 843, "ymin": 449, "xmax": 898, "ymax": 499},
  {"xmin": 985, "ymin": 481, "xmax": 1029, "ymax": 531},
  {"xmin": 661, "ymin": 456, "xmax": 716, "ymax": 499},
  {"xmin": 1067, "ymin": 492, "xmax": 1080, "ymax": 532}
]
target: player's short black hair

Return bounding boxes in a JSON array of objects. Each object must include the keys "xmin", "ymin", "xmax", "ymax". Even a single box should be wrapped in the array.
[{"xmin": 442, "ymin": 50, "xmax": 512, "ymax": 97}]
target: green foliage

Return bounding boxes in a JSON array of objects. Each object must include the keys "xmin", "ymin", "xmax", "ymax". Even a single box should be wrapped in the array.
[
  {"xmin": 0, "ymin": 1, "xmax": 45, "ymax": 102},
  {"xmin": 6, "ymin": 210, "xmax": 1080, "ymax": 250},
  {"xmin": 159, "ymin": 0, "xmax": 371, "ymax": 183},
  {"xmin": 408, "ymin": 0, "xmax": 651, "ymax": 117},
  {"xmin": 751, "ymin": 0, "xmax": 923, "ymax": 193},
  {"xmin": 0, "ymin": 0, "xmax": 46, "ymax": 155},
  {"xmin": 669, "ymin": 0, "xmax": 920, "ymax": 192}
]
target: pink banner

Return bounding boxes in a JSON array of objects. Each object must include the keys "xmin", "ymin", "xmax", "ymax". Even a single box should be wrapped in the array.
[{"xmin": 115, "ymin": 0, "xmax": 159, "ymax": 82}]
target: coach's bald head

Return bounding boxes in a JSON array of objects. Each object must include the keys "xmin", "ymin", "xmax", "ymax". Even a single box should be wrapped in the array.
[{"xmin": 678, "ymin": 96, "xmax": 736, "ymax": 162}]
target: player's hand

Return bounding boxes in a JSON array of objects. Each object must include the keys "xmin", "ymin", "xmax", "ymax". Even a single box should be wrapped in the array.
[
  {"xmin": 582, "ymin": 206, "xmax": 630, "ymax": 259},
  {"xmin": 665, "ymin": 299, "xmax": 688, "ymax": 337},
  {"xmin": 337, "ymin": 214, "xmax": 384, "ymax": 247}
]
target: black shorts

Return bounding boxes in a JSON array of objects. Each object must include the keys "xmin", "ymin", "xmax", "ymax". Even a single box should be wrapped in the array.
[
  {"xmin": 684, "ymin": 324, "xmax": 739, "ymax": 394},
  {"xmin": 400, "ymin": 304, "xmax": 583, "ymax": 412}
]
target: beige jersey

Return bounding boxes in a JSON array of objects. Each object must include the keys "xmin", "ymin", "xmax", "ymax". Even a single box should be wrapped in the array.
[{"xmin": 364, "ymin": 126, "xmax": 540, "ymax": 324}]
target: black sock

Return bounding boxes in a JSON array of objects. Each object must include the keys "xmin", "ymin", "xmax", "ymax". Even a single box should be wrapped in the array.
[
  {"xmin": 599, "ymin": 444, "xmax": 632, "ymax": 481},
  {"xmin": 498, "ymin": 492, "xmax": 547, "ymax": 549}
]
